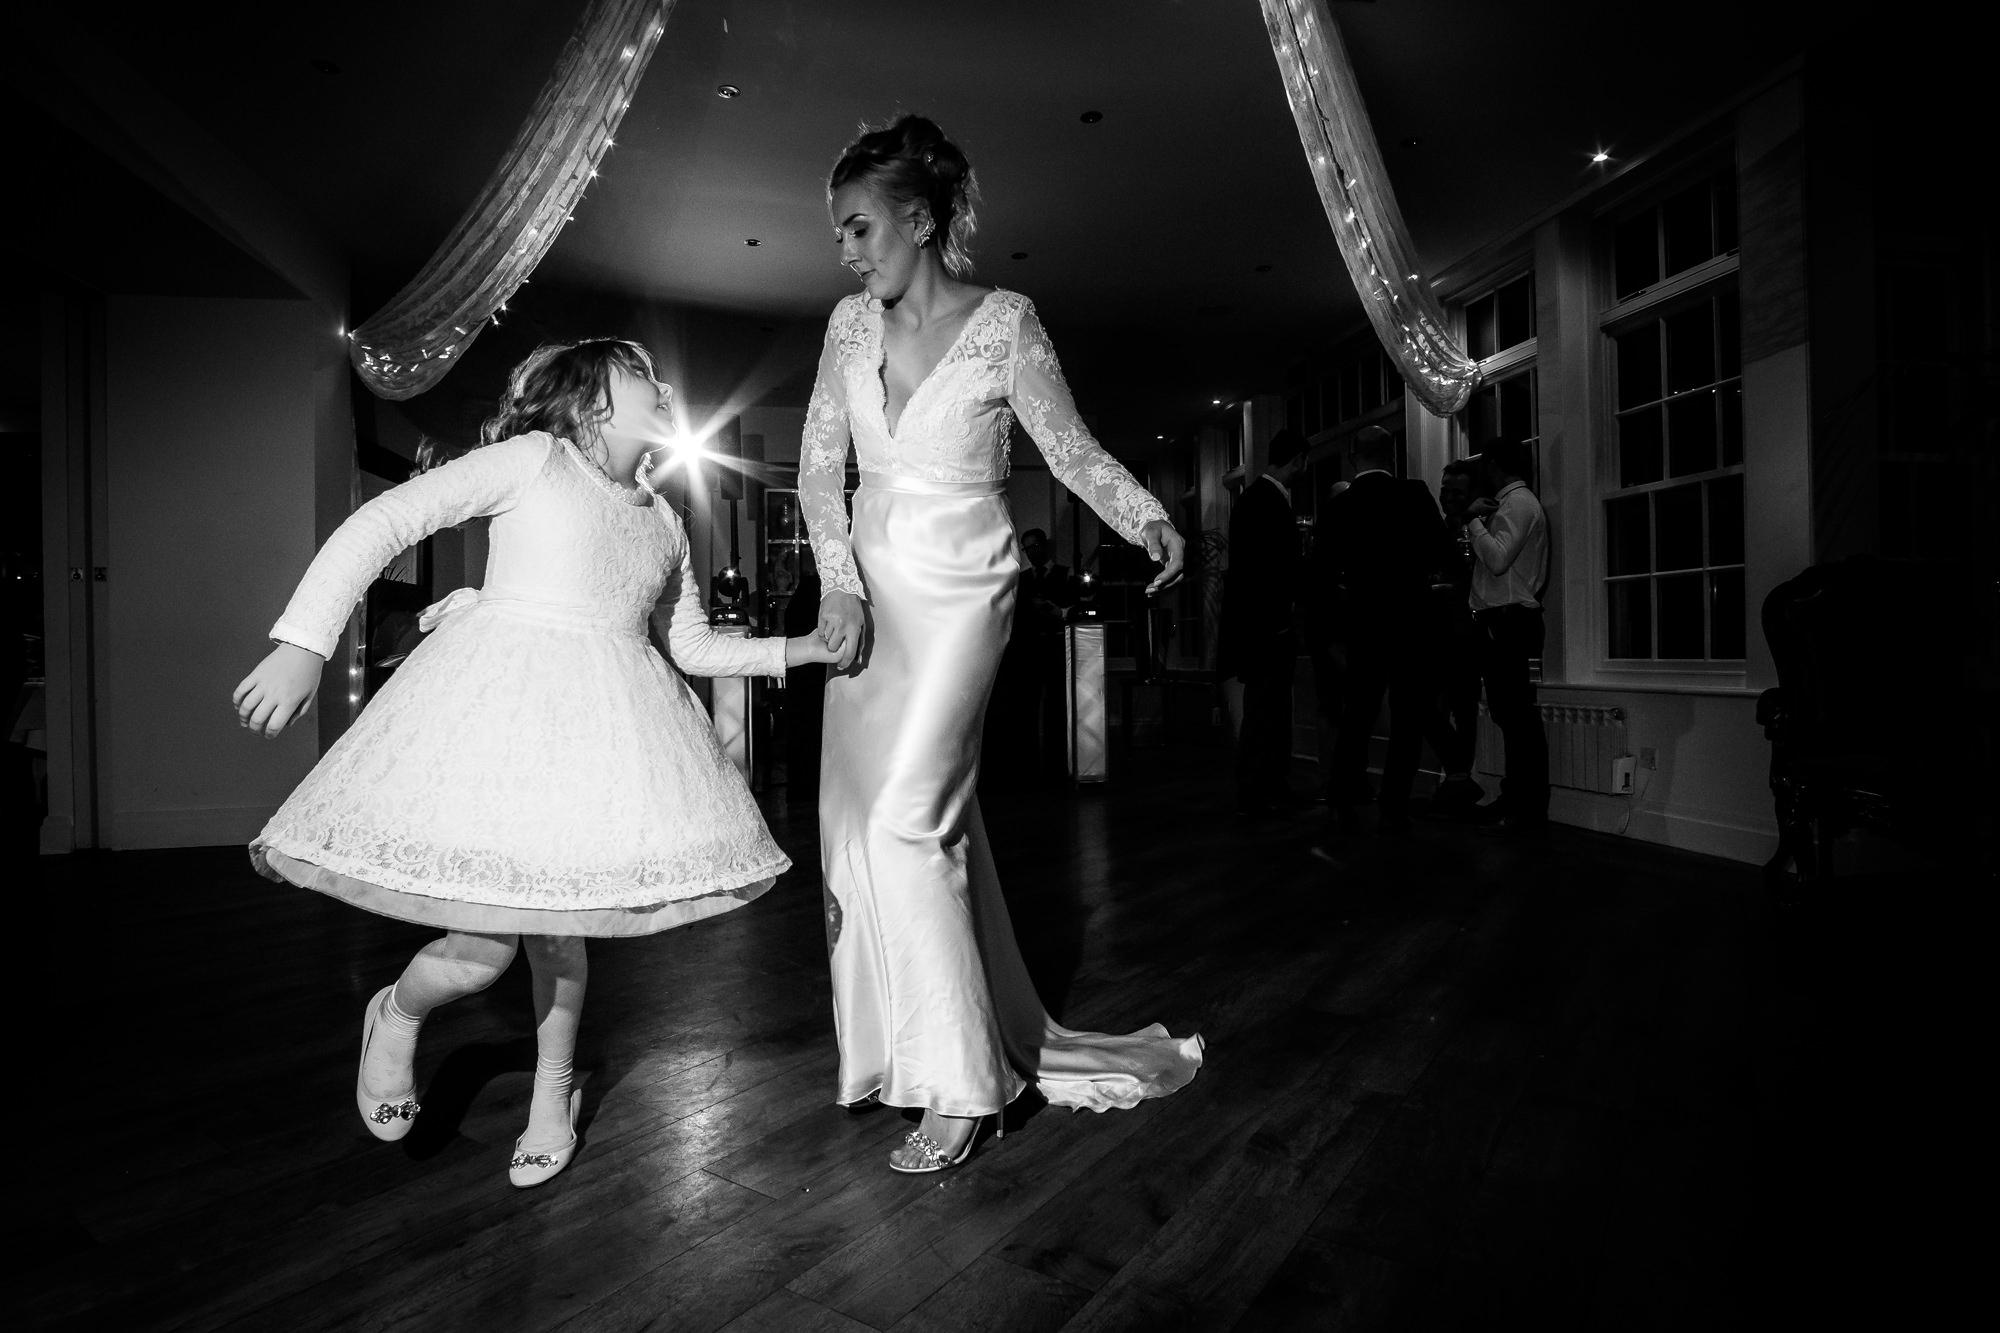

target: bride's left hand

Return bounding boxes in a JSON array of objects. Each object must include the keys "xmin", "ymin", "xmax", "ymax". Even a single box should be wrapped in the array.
[{"xmin": 1140, "ymin": 520, "xmax": 1185, "ymax": 596}]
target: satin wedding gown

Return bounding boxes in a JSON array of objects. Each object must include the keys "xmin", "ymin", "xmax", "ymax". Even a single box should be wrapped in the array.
[{"xmin": 800, "ymin": 289, "xmax": 1204, "ymax": 1116}]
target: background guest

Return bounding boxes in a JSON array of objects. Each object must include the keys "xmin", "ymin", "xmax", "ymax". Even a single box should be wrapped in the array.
[
  {"xmin": 1303, "ymin": 478, "xmax": 1351, "ymax": 804},
  {"xmin": 1218, "ymin": 428, "xmax": 1310, "ymax": 814},
  {"xmin": 1424, "ymin": 460, "xmax": 1485, "ymax": 817},
  {"xmin": 1463, "ymin": 439, "xmax": 1551, "ymax": 834},
  {"xmin": 1314, "ymin": 426, "xmax": 1450, "ymax": 837},
  {"xmin": 987, "ymin": 527, "xmax": 1075, "ymax": 786}
]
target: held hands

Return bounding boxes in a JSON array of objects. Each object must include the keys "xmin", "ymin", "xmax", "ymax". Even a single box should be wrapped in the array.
[
  {"xmin": 233, "ymin": 642, "xmax": 325, "ymax": 738},
  {"xmin": 816, "ymin": 590, "xmax": 867, "ymax": 670},
  {"xmin": 785, "ymin": 630, "xmax": 844, "ymax": 668},
  {"xmin": 1465, "ymin": 498, "xmax": 1499, "ymax": 522},
  {"xmin": 1141, "ymin": 520, "xmax": 1186, "ymax": 596}
]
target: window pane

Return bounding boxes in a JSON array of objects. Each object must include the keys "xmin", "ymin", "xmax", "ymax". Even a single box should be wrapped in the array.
[
  {"xmin": 1358, "ymin": 357, "xmax": 1382, "ymax": 413},
  {"xmin": 1304, "ymin": 381, "xmax": 1322, "ymax": 435},
  {"xmin": 1710, "ymin": 569, "xmax": 1746, "ymax": 658},
  {"xmin": 1657, "ymin": 572, "xmax": 1705, "ymax": 657},
  {"xmin": 1662, "ymin": 180, "xmax": 1714, "ymax": 277},
  {"xmin": 1467, "ymin": 294, "xmax": 1497, "ymax": 361},
  {"xmin": 1707, "ymin": 474, "xmax": 1745, "ymax": 566},
  {"xmin": 1665, "ymin": 303, "xmax": 1716, "ymax": 394},
  {"xmin": 1466, "ymin": 384, "xmax": 1498, "ymax": 451},
  {"xmin": 1719, "ymin": 290, "xmax": 1740, "ymax": 378},
  {"xmin": 1667, "ymin": 390, "xmax": 1719, "ymax": 476},
  {"xmin": 1286, "ymin": 392, "xmax": 1304, "ymax": 436},
  {"xmin": 1499, "ymin": 374, "xmax": 1534, "ymax": 443},
  {"xmin": 1608, "ymin": 579, "xmax": 1652, "ymax": 658},
  {"xmin": 1656, "ymin": 484, "xmax": 1703, "ymax": 571},
  {"xmin": 1614, "ymin": 210, "xmax": 1659, "ymax": 299},
  {"xmin": 1714, "ymin": 169, "xmax": 1738, "ymax": 255},
  {"xmin": 1617, "ymin": 324, "xmax": 1661, "ymax": 410},
  {"xmin": 1607, "ymin": 495, "xmax": 1651, "ymax": 576},
  {"xmin": 1340, "ymin": 363, "xmax": 1362, "ymax": 422},
  {"xmin": 1619, "ymin": 407, "xmax": 1664, "ymax": 486},
  {"xmin": 1496, "ymin": 275, "xmax": 1535, "ymax": 350},
  {"xmin": 1720, "ymin": 384, "xmax": 1743, "ymax": 467}
]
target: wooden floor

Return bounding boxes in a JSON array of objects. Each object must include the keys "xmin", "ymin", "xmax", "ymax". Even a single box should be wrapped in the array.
[{"xmin": 13, "ymin": 748, "xmax": 1871, "ymax": 1331}]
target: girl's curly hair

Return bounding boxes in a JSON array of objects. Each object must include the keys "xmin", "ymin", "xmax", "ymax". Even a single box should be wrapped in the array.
[{"xmin": 476, "ymin": 338, "xmax": 666, "ymax": 465}]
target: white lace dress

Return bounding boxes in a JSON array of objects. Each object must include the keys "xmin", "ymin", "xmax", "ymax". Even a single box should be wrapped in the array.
[
  {"xmin": 251, "ymin": 432, "xmax": 791, "ymax": 937},
  {"xmin": 801, "ymin": 289, "xmax": 1205, "ymax": 1114}
]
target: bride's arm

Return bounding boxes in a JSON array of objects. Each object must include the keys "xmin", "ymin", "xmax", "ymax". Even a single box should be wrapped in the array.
[
  {"xmin": 800, "ymin": 305, "xmax": 866, "ymax": 665},
  {"xmin": 1007, "ymin": 300, "xmax": 1185, "ymax": 593},
  {"xmin": 799, "ymin": 312, "xmax": 863, "ymax": 599}
]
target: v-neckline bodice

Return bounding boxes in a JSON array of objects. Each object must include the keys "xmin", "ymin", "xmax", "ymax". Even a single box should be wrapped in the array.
[{"xmin": 874, "ymin": 290, "xmax": 1000, "ymax": 437}]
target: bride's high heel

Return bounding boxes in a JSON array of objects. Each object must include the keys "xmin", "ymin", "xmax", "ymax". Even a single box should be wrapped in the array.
[
  {"xmin": 889, "ymin": 1111, "xmax": 1002, "ymax": 1174},
  {"xmin": 355, "ymin": 986, "xmax": 420, "ymax": 1141}
]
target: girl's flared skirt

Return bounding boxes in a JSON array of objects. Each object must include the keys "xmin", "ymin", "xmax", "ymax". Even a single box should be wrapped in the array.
[{"xmin": 252, "ymin": 600, "xmax": 789, "ymax": 937}]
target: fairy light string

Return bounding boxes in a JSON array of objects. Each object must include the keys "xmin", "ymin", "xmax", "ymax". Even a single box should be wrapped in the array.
[
  {"xmin": 1259, "ymin": 0, "xmax": 1481, "ymax": 416},
  {"xmin": 348, "ymin": 0, "xmax": 675, "ymax": 399}
]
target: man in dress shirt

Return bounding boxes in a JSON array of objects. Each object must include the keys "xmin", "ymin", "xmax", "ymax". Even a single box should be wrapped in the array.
[
  {"xmin": 1218, "ymin": 429, "xmax": 1310, "ymax": 814},
  {"xmin": 1463, "ymin": 439, "xmax": 1551, "ymax": 833},
  {"xmin": 1313, "ymin": 426, "xmax": 1452, "ymax": 838}
]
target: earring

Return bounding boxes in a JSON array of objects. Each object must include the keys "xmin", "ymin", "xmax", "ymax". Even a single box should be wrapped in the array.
[{"xmin": 916, "ymin": 223, "xmax": 934, "ymax": 246}]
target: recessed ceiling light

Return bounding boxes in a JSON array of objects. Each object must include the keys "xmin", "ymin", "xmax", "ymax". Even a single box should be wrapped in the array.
[
  {"xmin": 311, "ymin": 58, "xmax": 340, "ymax": 75},
  {"xmin": 1079, "ymin": 110, "xmax": 1103, "ymax": 124},
  {"xmin": 744, "ymin": 238, "xmax": 760, "ymax": 246},
  {"xmin": 1010, "ymin": 252, "xmax": 1029, "ymax": 260},
  {"xmin": 1212, "ymin": 398, "xmax": 1223, "ymax": 405},
  {"xmin": 716, "ymin": 83, "xmax": 741, "ymax": 98},
  {"xmin": 1591, "ymin": 150, "xmax": 1610, "ymax": 164},
  {"xmin": 1400, "ymin": 136, "xmax": 1420, "ymax": 148}
]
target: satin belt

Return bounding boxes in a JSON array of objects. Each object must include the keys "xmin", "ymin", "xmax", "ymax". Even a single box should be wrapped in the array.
[
  {"xmin": 417, "ymin": 587, "xmax": 644, "ymax": 639},
  {"xmin": 859, "ymin": 470, "xmax": 1007, "ymax": 498}
]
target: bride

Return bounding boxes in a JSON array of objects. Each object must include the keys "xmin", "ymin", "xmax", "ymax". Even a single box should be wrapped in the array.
[{"xmin": 799, "ymin": 114, "xmax": 1205, "ymax": 1173}]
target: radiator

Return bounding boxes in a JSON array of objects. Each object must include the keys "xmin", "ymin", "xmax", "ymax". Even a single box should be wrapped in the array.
[{"xmin": 1475, "ymin": 703, "xmax": 1629, "ymax": 794}]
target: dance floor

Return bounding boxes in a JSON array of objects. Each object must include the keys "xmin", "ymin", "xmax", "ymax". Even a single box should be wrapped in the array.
[{"xmin": 17, "ymin": 746, "xmax": 1860, "ymax": 1330}]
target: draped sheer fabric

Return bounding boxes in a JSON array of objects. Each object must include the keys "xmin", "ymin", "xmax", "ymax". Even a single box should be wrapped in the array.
[
  {"xmin": 798, "ymin": 291, "xmax": 1170, "ymax": 600},
  {"xmin": 1260, "ymin": 0, "xmax": 1482, "ymax": 416},
  {"xmin": 347, "ymin": 0, "xmax": 674, "ymax": 399}
]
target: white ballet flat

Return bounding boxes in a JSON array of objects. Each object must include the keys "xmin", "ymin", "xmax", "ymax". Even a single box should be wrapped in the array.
[
  {"xmin": 889, "ymin": 1112, "xmax": 1001, "ymax": 1174},
  {"xmin": 355, "ymin": 986, "xmax": 420, "ymax": 1142},
  {"xmin": 509, "ymin": 1088, "xmax": 584, "ymax": 1189}
]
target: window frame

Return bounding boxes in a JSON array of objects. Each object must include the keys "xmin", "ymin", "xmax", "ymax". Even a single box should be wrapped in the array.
[{"xmin": 1591, "ymin": 163, "xmax": 1745, "ymax": 685}]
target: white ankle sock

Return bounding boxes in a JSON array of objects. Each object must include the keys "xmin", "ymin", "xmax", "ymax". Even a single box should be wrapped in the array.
[
  {"xmin": 523, "ymin": 1052, "xmax": 575, "ymax": 1147},
  {"xmin": 361, "ymin": 989, "xmax": 423, "ymax": 1099}
]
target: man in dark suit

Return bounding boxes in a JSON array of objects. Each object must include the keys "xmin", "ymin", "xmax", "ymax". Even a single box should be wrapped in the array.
[
  {"xmin": 1314, "ymin": 426, "xmax": 1452, "ymax": 836},
  {"xmin": 1218, "ymin": 429, "xmax": 1310, "ymax": 813}
]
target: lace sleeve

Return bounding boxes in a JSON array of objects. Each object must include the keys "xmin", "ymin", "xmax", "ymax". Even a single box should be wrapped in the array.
[
  {"xmin": 1008, "ymin": 300, "xmax": 1171, "ymax": 544},
  {"xmin": 655, "ymin": 522, "xmax": 789, "ymax": 678},
  {"xmin": 269, "ymin": 434, "xmax": 551, "ymax": 659},
  {"xmin": 800, "ymin": 305, "xmax": 863, "ymax": 598}
]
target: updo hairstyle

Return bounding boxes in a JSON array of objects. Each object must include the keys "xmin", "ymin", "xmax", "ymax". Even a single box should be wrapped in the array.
[{"xmin": 829, "ymin": 114, "xmax": 978, "ymax": 278}]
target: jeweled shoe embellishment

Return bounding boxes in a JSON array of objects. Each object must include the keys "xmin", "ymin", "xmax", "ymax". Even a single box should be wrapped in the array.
[
  {"xmin": 369, "ymin": 1098, "xmax": 420, "ymax": 1124},
  {"xmin": 899, "ymin": 1129, "xmax": 949, "ymax": 1170},
  {"xmin": 510, "ymin": 1150, "xmax": 558, "ymax": 1169}
]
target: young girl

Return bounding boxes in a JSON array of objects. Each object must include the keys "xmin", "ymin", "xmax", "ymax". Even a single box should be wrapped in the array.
[{"xmin": 234, "ymin": 338, "xmax": 837, "ymax": 1188}]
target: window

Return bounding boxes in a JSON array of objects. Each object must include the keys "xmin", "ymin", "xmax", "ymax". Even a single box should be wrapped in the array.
[
  {"xmin": 1603, "ymin": 289, "xmax": 1745, "ymax": 660},
  {"xmin": 1599, "ymin": 165, "xmax": 1742, "ymax": 666},
  {"xmin": 1612, "ymin": 170, "xmax": 1737, "ymax": 301},
  {"xmin": 1457, "ymin": 271, "xmax": 1539, "ymax": 485},
  {"xmin": 1464, "ymin": 272, "xmax": 1536, "ymax": 361}
]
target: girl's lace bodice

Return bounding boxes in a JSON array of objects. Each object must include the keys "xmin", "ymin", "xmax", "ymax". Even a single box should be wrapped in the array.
[
  {"xmin": 798, "ymin": 289, "xmax": 1172, "ymax": 597},
  {"xmin": 271, "ymin": 432, "xmax": 784, "ymax": 678}
]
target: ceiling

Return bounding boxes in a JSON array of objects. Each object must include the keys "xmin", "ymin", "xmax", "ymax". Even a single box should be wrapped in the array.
[{"xmin": 66, "ymin": 0, "xmax": 1838, "ymax": 448}]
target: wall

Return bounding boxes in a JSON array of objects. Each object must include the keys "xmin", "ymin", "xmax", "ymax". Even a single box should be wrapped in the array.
[{"xmin": 102, "ymin": 296, "xmax": 333, "ymax": 847}]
